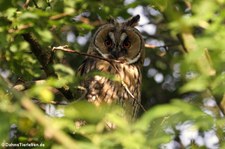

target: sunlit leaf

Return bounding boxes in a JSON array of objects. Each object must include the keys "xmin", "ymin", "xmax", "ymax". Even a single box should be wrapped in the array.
[
  {"xmin": 135, "ymin": 101, "xmax": 181, "ymax": 131},
  {"xmin": 0, "ymin": 112, "xmax": 11, "ymax": 142},
  {"xmin": 180, "ymin": 76, "xmax": 208, "ymax": 93},
  {"xmin": 19, "ymin": 12, "xmax": 39, "ymax": 20}
]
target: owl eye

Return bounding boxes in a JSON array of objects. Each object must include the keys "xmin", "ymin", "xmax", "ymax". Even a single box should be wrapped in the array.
[
  {"xmin": 122, "ymin": 39, "xmax": 131, "ymax": 49},
  {"xmin": 104, "ymin": 38, "xmax": 113, "ymax": 48}
]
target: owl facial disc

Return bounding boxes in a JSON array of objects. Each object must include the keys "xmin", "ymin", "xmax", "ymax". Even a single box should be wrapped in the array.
[{"xmin": 92, "ymin": 15, "xmax": 144, "ymax": 65}]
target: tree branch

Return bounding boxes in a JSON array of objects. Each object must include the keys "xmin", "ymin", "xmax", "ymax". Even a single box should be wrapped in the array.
[
  {"xmin": 22, "ymin": 33, "xmax": 74, "ymax": 100},
  {"xmin": 179, "ymin": 32, "xmax": 216, "ymax": 76},
  {"xmin": 23, "ymin": 0, "xmax": 31, "ymax": 8},
  {"xmin": 22, "ymin": 97, "xmax": 77, "ymax": 149},
  {"xmin": 52, "ymin": 45, "xmax": 121, "ymax": 64},
  {"xmin": 23, "ymin": 33, "xmax": 55, "ymax": 76},
  {"xmin": 32, "ymin": 0, "xmax": 40, "ymax": 9},
  {"xmin": 145, "ymin": 43, "xmax": 180, "ymax": 50},
  {"xmin": 13, "ymin": 80, "xmax": 46, "ymax": 91},
  {"xmin": 218, "ymin": 93, "xmax": 225, "ymax": 116},
  {"xmin": 0, "ymin": 76, "xmax": 77, "ymax": 149}
]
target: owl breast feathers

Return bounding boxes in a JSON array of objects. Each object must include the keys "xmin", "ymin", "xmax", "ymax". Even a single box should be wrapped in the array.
[{"xmin": 78, "ymin": 15, "xmax": 145, "ymax": 118}]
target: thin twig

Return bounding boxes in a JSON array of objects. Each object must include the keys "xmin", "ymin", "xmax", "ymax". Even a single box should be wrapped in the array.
[
  {"xmin": 52, "ymin": 45, "xmax": 121, "ymax": 64},
  {"xmin": 145, "ymin": 43, "xmax": 157, "ymax": 49},
  {"xmin": 114, "ymin": 64, "xmax": 146, "ymax": 112},
  {"xmin": 176, "ymin": 34, "xmax": 188, "ymax": 53},
  {"xmin": 23, "ymin": 0, "xmax": 31, "ymax": 8},
  {"xmin": 50, "ymin": 13, "xmax": 71, "ymax": 20},
  {"xmin": 144, "ymin": 43, "xmax": 180, "ymax": 49},
  {"xmin": 46, "ymin": 0, "xmax": 51, "ymax": 7},
  {"xmin": 32, "ymin": 0, "xmax": 39, "ymax": 9},
  {"xmin": 219, "ymin": 93, "xmax": 225, "ymax": 116}
]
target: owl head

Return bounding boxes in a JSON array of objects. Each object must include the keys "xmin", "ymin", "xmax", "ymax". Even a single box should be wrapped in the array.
[{"xmin": 88, "ymin": 15, "xmax": 145, "ymax": 65}]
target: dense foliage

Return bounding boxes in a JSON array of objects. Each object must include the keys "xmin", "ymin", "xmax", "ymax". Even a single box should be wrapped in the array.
[{"xmin": 0, "ymin": 0, "xmax": 225, "ymax": 148}]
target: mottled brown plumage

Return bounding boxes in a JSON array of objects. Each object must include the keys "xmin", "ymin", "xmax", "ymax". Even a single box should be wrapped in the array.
[{"xmin": 78, "ymin": 15, "xmax": 144, "ymax": 118}]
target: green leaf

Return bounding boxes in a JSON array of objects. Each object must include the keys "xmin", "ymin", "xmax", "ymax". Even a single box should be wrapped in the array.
[
  {"xmin": 35, "ymin": 28, "xmax": 53, "ymax": 43},
  {"xmin": 145, "ymin": 0, "xmax": 169, "ymax": 11},
  {"xmin": 29, "ymin": 84, "xmax": 54, "ymax": 103},
  {"xmin": 0, "ymin": 112, "xmax": 11, "ymax": 142},
  {"xmin": 135, "ymin": 101, "xmax": 181, "ymax": 131},
  {"xmin": 0, "ymin": 1, "xmax": 13, "ymax": 11},
  {"xmin": 19, "ymin": 12, "xmax": 39, "ymax": 20},
  {"xmin": 180, "ymin": 76, "xmax": 208, "ymax": 93},
  {"xmin": 136, "ymin": 100, "xmax": 210, "ymax": 131},
  {"xmin": 65, "ymin": 101, "xmax": 107, "ymax": 123}
]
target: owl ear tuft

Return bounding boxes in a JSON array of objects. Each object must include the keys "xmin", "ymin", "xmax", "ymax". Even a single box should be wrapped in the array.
[
  {"xmin": 107, "ymin": 17, "xmax": 116, "ymax": 24},
  {"xmin": 126, "ymin": 15, "xmax": 140, "ymax": 27}
]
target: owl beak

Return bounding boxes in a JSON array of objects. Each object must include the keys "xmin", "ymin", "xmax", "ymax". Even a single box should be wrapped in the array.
[
  {"xmin": 110, "ymin": 46, "xmax": 127, "ymax": 60},
  {"xmin": 111, "ymin": 49, "xmax": 120, "ymax": 59}
]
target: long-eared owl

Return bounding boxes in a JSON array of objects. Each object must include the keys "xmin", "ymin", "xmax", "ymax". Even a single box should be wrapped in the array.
[{"xmin": 78, "ymin": 15, "xmax": 145, "ymax": 118}]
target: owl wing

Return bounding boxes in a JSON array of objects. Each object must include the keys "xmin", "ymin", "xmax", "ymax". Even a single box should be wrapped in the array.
[
  {"xmin": 77, "ymin": 58, "xmax": 94, "ymax": 76},
  {"xmin": 74, "ymin": 58, "xmax": 93, "ymax": 100}
]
